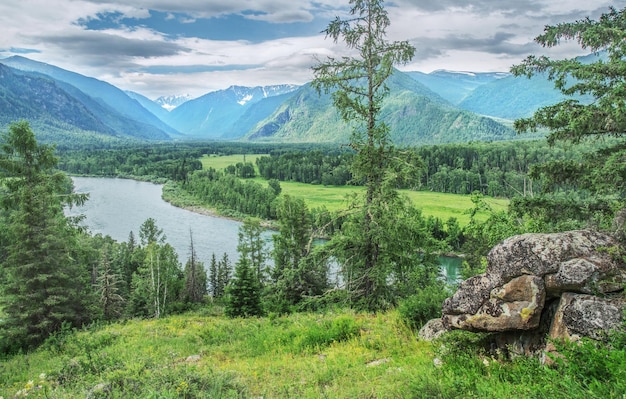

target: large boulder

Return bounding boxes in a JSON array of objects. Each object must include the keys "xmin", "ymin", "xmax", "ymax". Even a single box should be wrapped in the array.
[{"xmin": 432, "ymin": 229, "xmax": 625, "ymax": 355}]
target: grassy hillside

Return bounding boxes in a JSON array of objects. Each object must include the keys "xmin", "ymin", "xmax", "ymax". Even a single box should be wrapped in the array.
[{"xmin": 2, "ymin": 309, "xmax": 622, "ymax": 398}]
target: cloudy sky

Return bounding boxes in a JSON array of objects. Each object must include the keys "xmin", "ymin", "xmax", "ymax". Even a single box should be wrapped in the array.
[{"xmin": 0, "ymin": 0, "xmax": 620, "ymax": 99}]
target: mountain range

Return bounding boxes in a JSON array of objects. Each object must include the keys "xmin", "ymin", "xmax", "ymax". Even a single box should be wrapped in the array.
[{"xmin": 0, "ymin": 55, "xmax": 574, "ymax": 147}]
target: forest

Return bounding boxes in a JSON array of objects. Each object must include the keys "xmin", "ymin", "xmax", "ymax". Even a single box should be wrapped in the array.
[{"xmin": 1, "ymin": 2, "xmax": 626, "ymax": 398}]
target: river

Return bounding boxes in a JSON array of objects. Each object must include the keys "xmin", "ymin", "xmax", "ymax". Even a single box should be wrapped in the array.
[{"xmin": 68, "ymin": 177, "xmax": 461, "ymax": 283}]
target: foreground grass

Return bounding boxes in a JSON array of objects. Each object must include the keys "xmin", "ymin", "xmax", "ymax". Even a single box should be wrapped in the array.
[{"xmin": 1, "ymin": 309, "xmax": 623, "ymax": 398}]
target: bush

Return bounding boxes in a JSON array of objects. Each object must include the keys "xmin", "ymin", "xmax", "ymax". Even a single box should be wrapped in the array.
[{"xmin": 398, "ymin": 285, "xmax": 449, "ymax": 330}]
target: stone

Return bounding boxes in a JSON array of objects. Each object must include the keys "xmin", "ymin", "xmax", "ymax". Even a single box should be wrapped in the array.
[
  {"xmin": 418, "ymin": 318, "xmax": 447, "ymax": 341},
  {"xmin": 442, "ymin": 274, "xmax": 501, "ymax": 315},
  {"xmin": 486, "ymin": 230, "xmax": 617, "ymax": 281},
  {"xmin": 544, "ymin": 257, "xmax": 626, "ymax": 297},
  {"xmin": 548, "ymin": 293, "xmax": 624, "ymax": 341},
  {"xmin": 440, "ymin": 229, "xmax": 625, "ymax": 356},
  {"xmin": 443, "ymin": 275, "xmax": 545, "ymax": 332}
]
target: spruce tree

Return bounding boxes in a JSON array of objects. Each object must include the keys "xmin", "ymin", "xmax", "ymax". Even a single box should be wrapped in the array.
[
  {"xmin": 0, "ymin": 121, "xmax": 93, "ymax": 351},
  {"xmin": 312, "ymin": 0, "xmax": 415, "ymax": 311},
  {"xmin": 182, "ymin": 231, "xmax": 207, "ymax": 305},
  {"xmin": 224, "ymin": 258, "xmax": 263, "ymax": 318}
]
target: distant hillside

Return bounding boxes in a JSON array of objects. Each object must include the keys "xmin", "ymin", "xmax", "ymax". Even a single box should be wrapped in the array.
[
  {"xmin": 1, "ymin": 56, "xmax": 177, "ymax": 139},
  {"xmin": 457, "ymin": 73, "xmax": 568, "ymax": 119},
  {"xmin": 406, "ymin": 70, "xmax": 509, "ymax": 105},
  {"xmin": 165, "ymin": 85, "xmax": 300, "ymax": 139},
  {"xmin": 245, "ymin": 71, "xmax": 516, "ymax": 145},
  {"xmin": 0, "ymin": 63, "xmax": 173, "ymax": 145}
]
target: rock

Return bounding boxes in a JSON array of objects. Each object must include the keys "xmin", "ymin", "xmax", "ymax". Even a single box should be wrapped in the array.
[
  {"xmin": 548, "ymin": 293, "xmax": 624, "ymax": 341},
  {"xmin": 185, "ymin": 354, "xmax": 201, "ymax": 363},
  {"xmin": 441, "ymin": 229, "xmax": 625, "ymax": 356},
  {"xmin": 486, "ymin": 230, "xmax": 617, "ymax": 281},
  {"xmin": 442, "ymin": 274, "xmax": 501, "ymax": 315},
  {"xmin": 443, "ymin": 275, "xmax": 545, "ymax": 332},
  {"xmin": 544, "ymin": 257, "xmax": 626, "ymax": 297},
  {"xmin": 418, "ymin": 318, "xmax": 447, "ymax": 341}
]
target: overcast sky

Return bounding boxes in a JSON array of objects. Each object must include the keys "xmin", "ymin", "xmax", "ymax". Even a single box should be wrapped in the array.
[{"xmin": 0, "ymin": 0, "xmax": 620, "ymax": 99}]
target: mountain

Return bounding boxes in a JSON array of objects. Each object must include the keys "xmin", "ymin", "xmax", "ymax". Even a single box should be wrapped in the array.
[
  {"xmin": 0, "ymin": 63, "xmax": 176, "ymax": 144},
  {"xmin": 407, "ymin": 70, "xmax": 509, "ymax": 105},
  {"xmin": 164, "ymin": 84, "xmax": 299, "ymax": 139},
  {"xmin": 1, "ymin": 56, "xmax": 177, "ymax": 139},
  {"xmin": 245, "ymin": 70, "xmax": 516, "ymax": 145},
  {"xmin": 0, "ymin": 63, "xmax": 113, "ymax": 134},
  {"xmin": 156, "ymin": 95, "xmax": 192, "ymax": 111},
  {"xmin": 125, "ymin": 91, "xmax": 174, "ymax": 127}
]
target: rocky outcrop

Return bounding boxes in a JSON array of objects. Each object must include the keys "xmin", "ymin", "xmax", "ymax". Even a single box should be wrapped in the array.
[{"xmin": 423, "ymin": 230, "xmax": 626, "ymax": 356}]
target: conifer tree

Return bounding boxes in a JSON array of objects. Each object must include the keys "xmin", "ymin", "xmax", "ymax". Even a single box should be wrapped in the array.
[
  {"xmin": 0, "ymin": 121, "xmax": 93, "ymax": 350},
  {"xmin": 312, "ymin": 0, "xmax": 415, "ymax": 310},
  {"xmin": 237, "ymin": 218, "xmax": 267, "ymax": 283},
  {"xmin": 182, "ymin": 231, "xmax": 207, "ymax": 305},
  {"xmin": 209, "ymin": 252, "xmax": 219, "ymax": 297},
  {"xmin": 225, "ymin": 258, "xmax": 263, "ymax": 318}
]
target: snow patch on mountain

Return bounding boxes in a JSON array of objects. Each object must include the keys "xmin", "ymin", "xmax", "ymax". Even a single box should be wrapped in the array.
[{"xmin": 156, "ymin": 94, "xmax": 192, "ymax": 111}]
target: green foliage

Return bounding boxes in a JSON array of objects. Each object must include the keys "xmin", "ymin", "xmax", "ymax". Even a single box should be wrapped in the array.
[
  {"xmin": 312, "ymin": 0, "xmax": 419, "ymax": 312},
  {"xmin": 209, "ymin": 252, "xmax": 232, "ymax": 300},
  {"xmin": 182, "ymin": 232, "xmax": 208, "ymax": 306},
  {"xmin": 0, "ymin": 121, "xmax": 95, "ymax": 351},
  {"xmin": 398, "ymin": 285, "xmax": 450, "ymax": 330},
  {"xmin": 184, "ymin": 169, "xmax": 279, "ymax": 219},
  {"xmin": 237, "ymin": 218, "xmax": 268, "ymax": 283},
  {"xmin": 225, "ymin": 258, "xmax": 264, "ymax": 318},
  {"xmin": 510, "ymin": 7, "xmax": 626, "ymax": 226}
]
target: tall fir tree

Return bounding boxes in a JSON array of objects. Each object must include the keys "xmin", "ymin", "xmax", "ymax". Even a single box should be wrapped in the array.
[
  {"xmin": 182, "ymin": 231, "xmax": 207, "ymax": 305},
  {"xmin": 0, "ymin": 121, "xmax": 94, "ymax": 351},
  {"xmin": 237, "ymin": 218, "xmax": 267, "ymax": 283},
  {"xmin": 312, "ymin": 0, "xmax": 415, "ymax": 311},
  {"xmin": 225, "ymin": 257, "xmax": 263, "ymax": 318}
]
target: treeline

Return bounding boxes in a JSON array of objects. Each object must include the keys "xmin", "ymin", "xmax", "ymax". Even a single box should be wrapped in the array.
[
  {"xmin": 56, "ymin": 141, "xmax": 284, "ymax": 182},
  {"xmin": 255, "ymin": 140, "xmax": 578, "ymax": 197},
  {"xmin": 184, "ymin": 168, "xmax": 281, "ymax": 219}
]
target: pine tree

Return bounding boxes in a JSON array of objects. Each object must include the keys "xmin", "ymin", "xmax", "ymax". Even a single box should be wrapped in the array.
[
  {"xmin": 268, "ymin": 195, "xmax": 328, "ymax": 311},
  {"xmin": 209, "ymin": 252, "xmax": 219, "ymax": 298},
  {"xmin": 182, "ymin": 231, "xmax": 207, "ymax": 305},
  {"xmin": 237, "ymin": 218, "xmax": 267, "ymax": 283},
  {"xmin": 224, "ymin": 258, "xmax": 263, "ymax": 318},
  {"xmin": 0, "ymin": 121, "xmax": 93, "ymax": 351},
  {"xmin": 312, "ymin": 0, "xmax": 415, "ymax": 311},
  {"xmin": 216, "ymin": 252, "xmax": 232, "ymax": 298}
]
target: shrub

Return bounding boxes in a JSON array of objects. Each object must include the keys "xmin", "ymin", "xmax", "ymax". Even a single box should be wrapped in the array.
[{"xmin": 398, "ymin": 285, "xmax": 449, "ymax": 330}]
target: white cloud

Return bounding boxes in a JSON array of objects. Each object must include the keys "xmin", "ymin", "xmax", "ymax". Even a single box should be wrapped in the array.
[{"xmin": 0, "ymin": 0, "xmax": 619, "ymax": 98}]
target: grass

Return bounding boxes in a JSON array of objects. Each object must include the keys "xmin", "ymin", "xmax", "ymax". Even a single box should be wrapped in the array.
[
  {"xmin": 200, "ymin": 154, "xmax": 267, "ymax": 171},
  {"xmin": 2, "ymin": 309, "xmax": 622, "ymax": 398},
  {"xmin": 0, "ymin": 310, "xmax": 434, "ymax": 398},
  {"xmin": 198, "ymin": 152, "xmax": 509, "ymax": 226}
]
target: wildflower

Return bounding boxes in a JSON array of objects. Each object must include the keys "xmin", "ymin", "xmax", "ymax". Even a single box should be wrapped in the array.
[{"xmin": 433, "ymin": 357, "xmax": 443, "ymax": 368}]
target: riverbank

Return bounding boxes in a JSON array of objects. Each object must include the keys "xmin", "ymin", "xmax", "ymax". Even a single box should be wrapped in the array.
[{"xmin": 161, "ymin": 180, "xmax": 278, "ymax": 229}]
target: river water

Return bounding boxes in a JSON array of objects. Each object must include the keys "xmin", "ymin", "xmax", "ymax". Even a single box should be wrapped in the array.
[{"xmin": 68, "ymin": 177, "xmax": 461, "ymax": 283}]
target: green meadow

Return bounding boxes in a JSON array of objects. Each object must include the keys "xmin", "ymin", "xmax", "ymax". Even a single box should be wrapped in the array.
[{"xmin": 202, "ymin": 154, "xmax": 509, "ymax": 226}]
